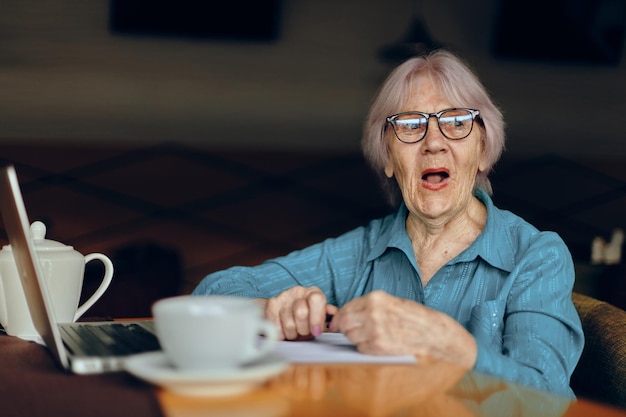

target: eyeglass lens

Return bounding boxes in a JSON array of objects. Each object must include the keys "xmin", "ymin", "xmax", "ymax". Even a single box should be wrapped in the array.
[{"xmin": 393, "ymin": 109, "xmax": 475, "ymax": 142}]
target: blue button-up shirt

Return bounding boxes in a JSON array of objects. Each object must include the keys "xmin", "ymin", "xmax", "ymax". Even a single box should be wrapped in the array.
[{"xmin": 193, "ymin": 189, "xmax": 584, "ymax": 398}]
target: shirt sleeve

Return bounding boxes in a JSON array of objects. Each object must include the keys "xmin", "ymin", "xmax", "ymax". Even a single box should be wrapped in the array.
[
  {"xmin": 470, "ymin": 231, "xmax": 584, "ymax": 399},
  {"xmin": 191, "ymin": 226, "xmax": 369, "ymax": 306}
]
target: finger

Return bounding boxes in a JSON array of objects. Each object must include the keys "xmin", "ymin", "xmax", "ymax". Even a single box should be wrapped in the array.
[
  {"xmin": 264, "ymin": 298, "xmax": 285, "ymax": 339},
  {"xmin": 265, "ymin": 286, "xmax": 309, "ymax": 340},
  {"xmin": 292, "ymin": 298, "xmax": 312, "ymax": 337},
  {"xmin": 306, "ymin": 291, "xmax": 328, "ymax": 337},
  {"xmin": 330, "ymin": 297, "xmax": 366, "ymax": 332},
  {"xmin": 343, "ymin": 325, "xmax": 369, "ymax": 346},
  {"xmin": 279, "ymin": 305, "xmax": 300, "ymax": 340},
  {"xmin": 326, "ymin": 304, "xmax": 339, "ymax": 315}
]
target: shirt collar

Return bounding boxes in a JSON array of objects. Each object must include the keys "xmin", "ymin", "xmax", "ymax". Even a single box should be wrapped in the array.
[
  {"xmin": 366, "ymin": 202, "xmax": 414, "ymax": 265},
  {"xmin": 459, "ymin": 189, "xmax": 516, "ymax": 272},
  {"xmin": 366, "ymin": 189, "xmax": 515, "ymax": 273}
]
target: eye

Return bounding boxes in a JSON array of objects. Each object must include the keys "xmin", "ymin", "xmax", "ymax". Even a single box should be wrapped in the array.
[
  {"xmin": 398, "ymin": 117, "xmax": 426, "ymax": 130},
  {"xmin": 438, "ymin": 109, "xmax": 476, "ymax": 139}
]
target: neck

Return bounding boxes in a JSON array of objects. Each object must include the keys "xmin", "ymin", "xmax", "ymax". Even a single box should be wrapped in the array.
[{"xmin": 406, "ymin": 197, "xmax": 486, "ymax": 275}]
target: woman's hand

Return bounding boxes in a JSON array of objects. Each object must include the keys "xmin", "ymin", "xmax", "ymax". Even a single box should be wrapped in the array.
[
  {"xmin": 330, "ymin": 290, "xmax": 477, "ymax": 369},
  {"xmin": 261, "ymin": 286, "xmax": 338, "ymax": 340}
]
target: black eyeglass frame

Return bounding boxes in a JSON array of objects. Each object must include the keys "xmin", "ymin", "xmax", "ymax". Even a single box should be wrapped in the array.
[{"xmin": 385, "ymin": 108, "xmax": 481, "ymax": 144}]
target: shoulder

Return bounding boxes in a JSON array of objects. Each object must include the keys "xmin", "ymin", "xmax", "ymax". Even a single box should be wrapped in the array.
[
  {"xmin": 270, "ymin": 207, "xmax": 400, "ymax": 265},
  {"xmin": 495, "ymin": 205, "xmax": 568, "ymax": 257},
  {"xmin": 477, "ymin": 190, "xmax": 571, "ymax": 270},
  {"xmin": 318, "ymin": 207, "xmax": 402, "ymax": 257}
]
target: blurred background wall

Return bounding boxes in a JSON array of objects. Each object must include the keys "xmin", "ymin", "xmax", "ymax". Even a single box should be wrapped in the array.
[
  {"xmin": 0, "ymin": 0, "xmax": 624, "ymax": 156},
  {"xmin": 1, "ymin": 0, "xmax": 626, "ymax": 311}
]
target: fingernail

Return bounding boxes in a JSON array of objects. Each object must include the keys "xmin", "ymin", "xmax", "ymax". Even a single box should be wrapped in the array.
[{"xmin": 311, "ymin": 325, "xmax": 322, "ymax": 337}]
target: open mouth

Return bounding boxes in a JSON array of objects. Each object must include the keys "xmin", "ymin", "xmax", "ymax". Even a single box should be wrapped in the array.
[{"xmin": 421, "ymin": 171, "xmax": 450, "ymax": 185}]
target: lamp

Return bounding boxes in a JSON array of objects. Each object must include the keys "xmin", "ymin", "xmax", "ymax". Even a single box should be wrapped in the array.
[{"xmin": 379, "ymin": 0, "xmax": 442, "ymax": 64}]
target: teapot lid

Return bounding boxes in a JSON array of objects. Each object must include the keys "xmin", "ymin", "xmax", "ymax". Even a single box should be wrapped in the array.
[{"xmin": 1, "ymin": 221, "xmax": 74, "ymax": 252}]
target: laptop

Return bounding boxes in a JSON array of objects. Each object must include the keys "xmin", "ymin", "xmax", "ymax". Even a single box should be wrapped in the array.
[{"xmin": 0, "ymin": 164, "xmax": 161, "ymax": 374}]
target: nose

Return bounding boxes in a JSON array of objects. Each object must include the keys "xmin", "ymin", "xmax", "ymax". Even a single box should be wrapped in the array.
[{"xmin": 421, "ymin": 116, "xmax": 447, "ymax": 153}]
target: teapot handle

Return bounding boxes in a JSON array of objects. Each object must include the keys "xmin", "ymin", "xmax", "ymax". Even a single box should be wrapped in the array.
[{"xmin": 74, "ymin": 254, "xmax": 114, "ymax": 321}]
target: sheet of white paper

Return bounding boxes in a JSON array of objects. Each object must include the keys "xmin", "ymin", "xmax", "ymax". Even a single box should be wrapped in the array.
[{"xmin": 272, "ymin": 333, "xmax": 417, "ymax": 364}]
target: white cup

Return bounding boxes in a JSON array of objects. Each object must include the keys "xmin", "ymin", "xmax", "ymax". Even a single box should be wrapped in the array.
[{"xmin": 153, "ymin": 295, "xmax": 278, "ymax": 371}]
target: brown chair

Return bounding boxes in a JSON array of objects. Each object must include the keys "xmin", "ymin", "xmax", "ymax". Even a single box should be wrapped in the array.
[{"xmin": 571, "ymin": 292, "xmax": 626, "ymax": 409}]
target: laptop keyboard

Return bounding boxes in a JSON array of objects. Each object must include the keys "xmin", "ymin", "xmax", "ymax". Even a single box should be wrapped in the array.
[{"xmin": 60, "ymin": 322, "xmax": 161, "ymax": 357}]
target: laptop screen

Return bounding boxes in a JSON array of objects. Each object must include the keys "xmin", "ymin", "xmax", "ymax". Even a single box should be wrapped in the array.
[{"xmin": 0, "ymin": 165, "xmax": 70, "ymax": 369}]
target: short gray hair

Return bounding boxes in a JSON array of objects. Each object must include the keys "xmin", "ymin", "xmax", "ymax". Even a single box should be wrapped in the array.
[{"xmin": 362, "ymin": 50, "xmax": 505, "ymax": 206}]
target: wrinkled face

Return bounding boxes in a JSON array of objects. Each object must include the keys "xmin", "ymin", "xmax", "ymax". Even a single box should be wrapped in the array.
[{"xmin": 383, "ymin": 76, "xmax": 487, "ymax": 226}]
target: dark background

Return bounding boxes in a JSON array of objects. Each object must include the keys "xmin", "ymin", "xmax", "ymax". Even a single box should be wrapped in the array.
[{"xmin": 0, "ymin": 0, "xmax": 625, "ymax": 315}]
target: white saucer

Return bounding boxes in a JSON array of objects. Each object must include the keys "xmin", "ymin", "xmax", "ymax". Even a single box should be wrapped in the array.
[{"xmin": 125, "ymin": 352, "xmax": 289, "ymax": 397}]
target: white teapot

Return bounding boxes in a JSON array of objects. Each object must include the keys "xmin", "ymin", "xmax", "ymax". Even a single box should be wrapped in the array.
[{"xmin": 0, "ymin": 221, "xmax": 113, "ymax": 340}]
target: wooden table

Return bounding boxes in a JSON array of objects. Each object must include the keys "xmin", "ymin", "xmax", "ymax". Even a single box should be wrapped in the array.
[
  {"xmin": 1, "ymin": 332, "xmax": 625, "ymax": 417},
  {"xmin": 159, "ymin": 360, "xmax": 626, "ymax": 417},
  {"xmin": 0, "ymin": 333, "xmax": 163, "ymax": 417}
]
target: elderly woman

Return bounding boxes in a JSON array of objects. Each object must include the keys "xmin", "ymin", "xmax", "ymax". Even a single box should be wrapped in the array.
[{"xmin": 193, "ymin": 50, "xmax": 584, "ymax": 398}]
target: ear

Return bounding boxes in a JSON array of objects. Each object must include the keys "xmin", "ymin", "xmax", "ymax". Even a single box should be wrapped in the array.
[
  {"xmin": 477, "ymin": 135, "xmax": 489, "ymax": 173},
  {"xmin": 384, "ymin": 163, "xmax": 394, "ymax": 179},
  {"xmin": 382, "ymin": 135, "xmax": 395, "ymax": 178},
  {"xmin": 478, "ymin": 153, "xmax": 489, "ymax": 173}
]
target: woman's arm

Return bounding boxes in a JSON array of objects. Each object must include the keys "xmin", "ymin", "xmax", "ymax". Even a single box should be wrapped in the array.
[
  {"xmin": 192, "ymin": 224, "xmax": 373, "ymax": 301},
  {"xmin": 192, "ymin": 225, "xmax": 371, "ymax": 339}
]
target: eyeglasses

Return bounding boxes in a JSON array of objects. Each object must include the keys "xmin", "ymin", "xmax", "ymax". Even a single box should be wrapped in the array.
[{"xmin": 386, "ymin": 108, "xmax": 480, "ymax": 143}]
